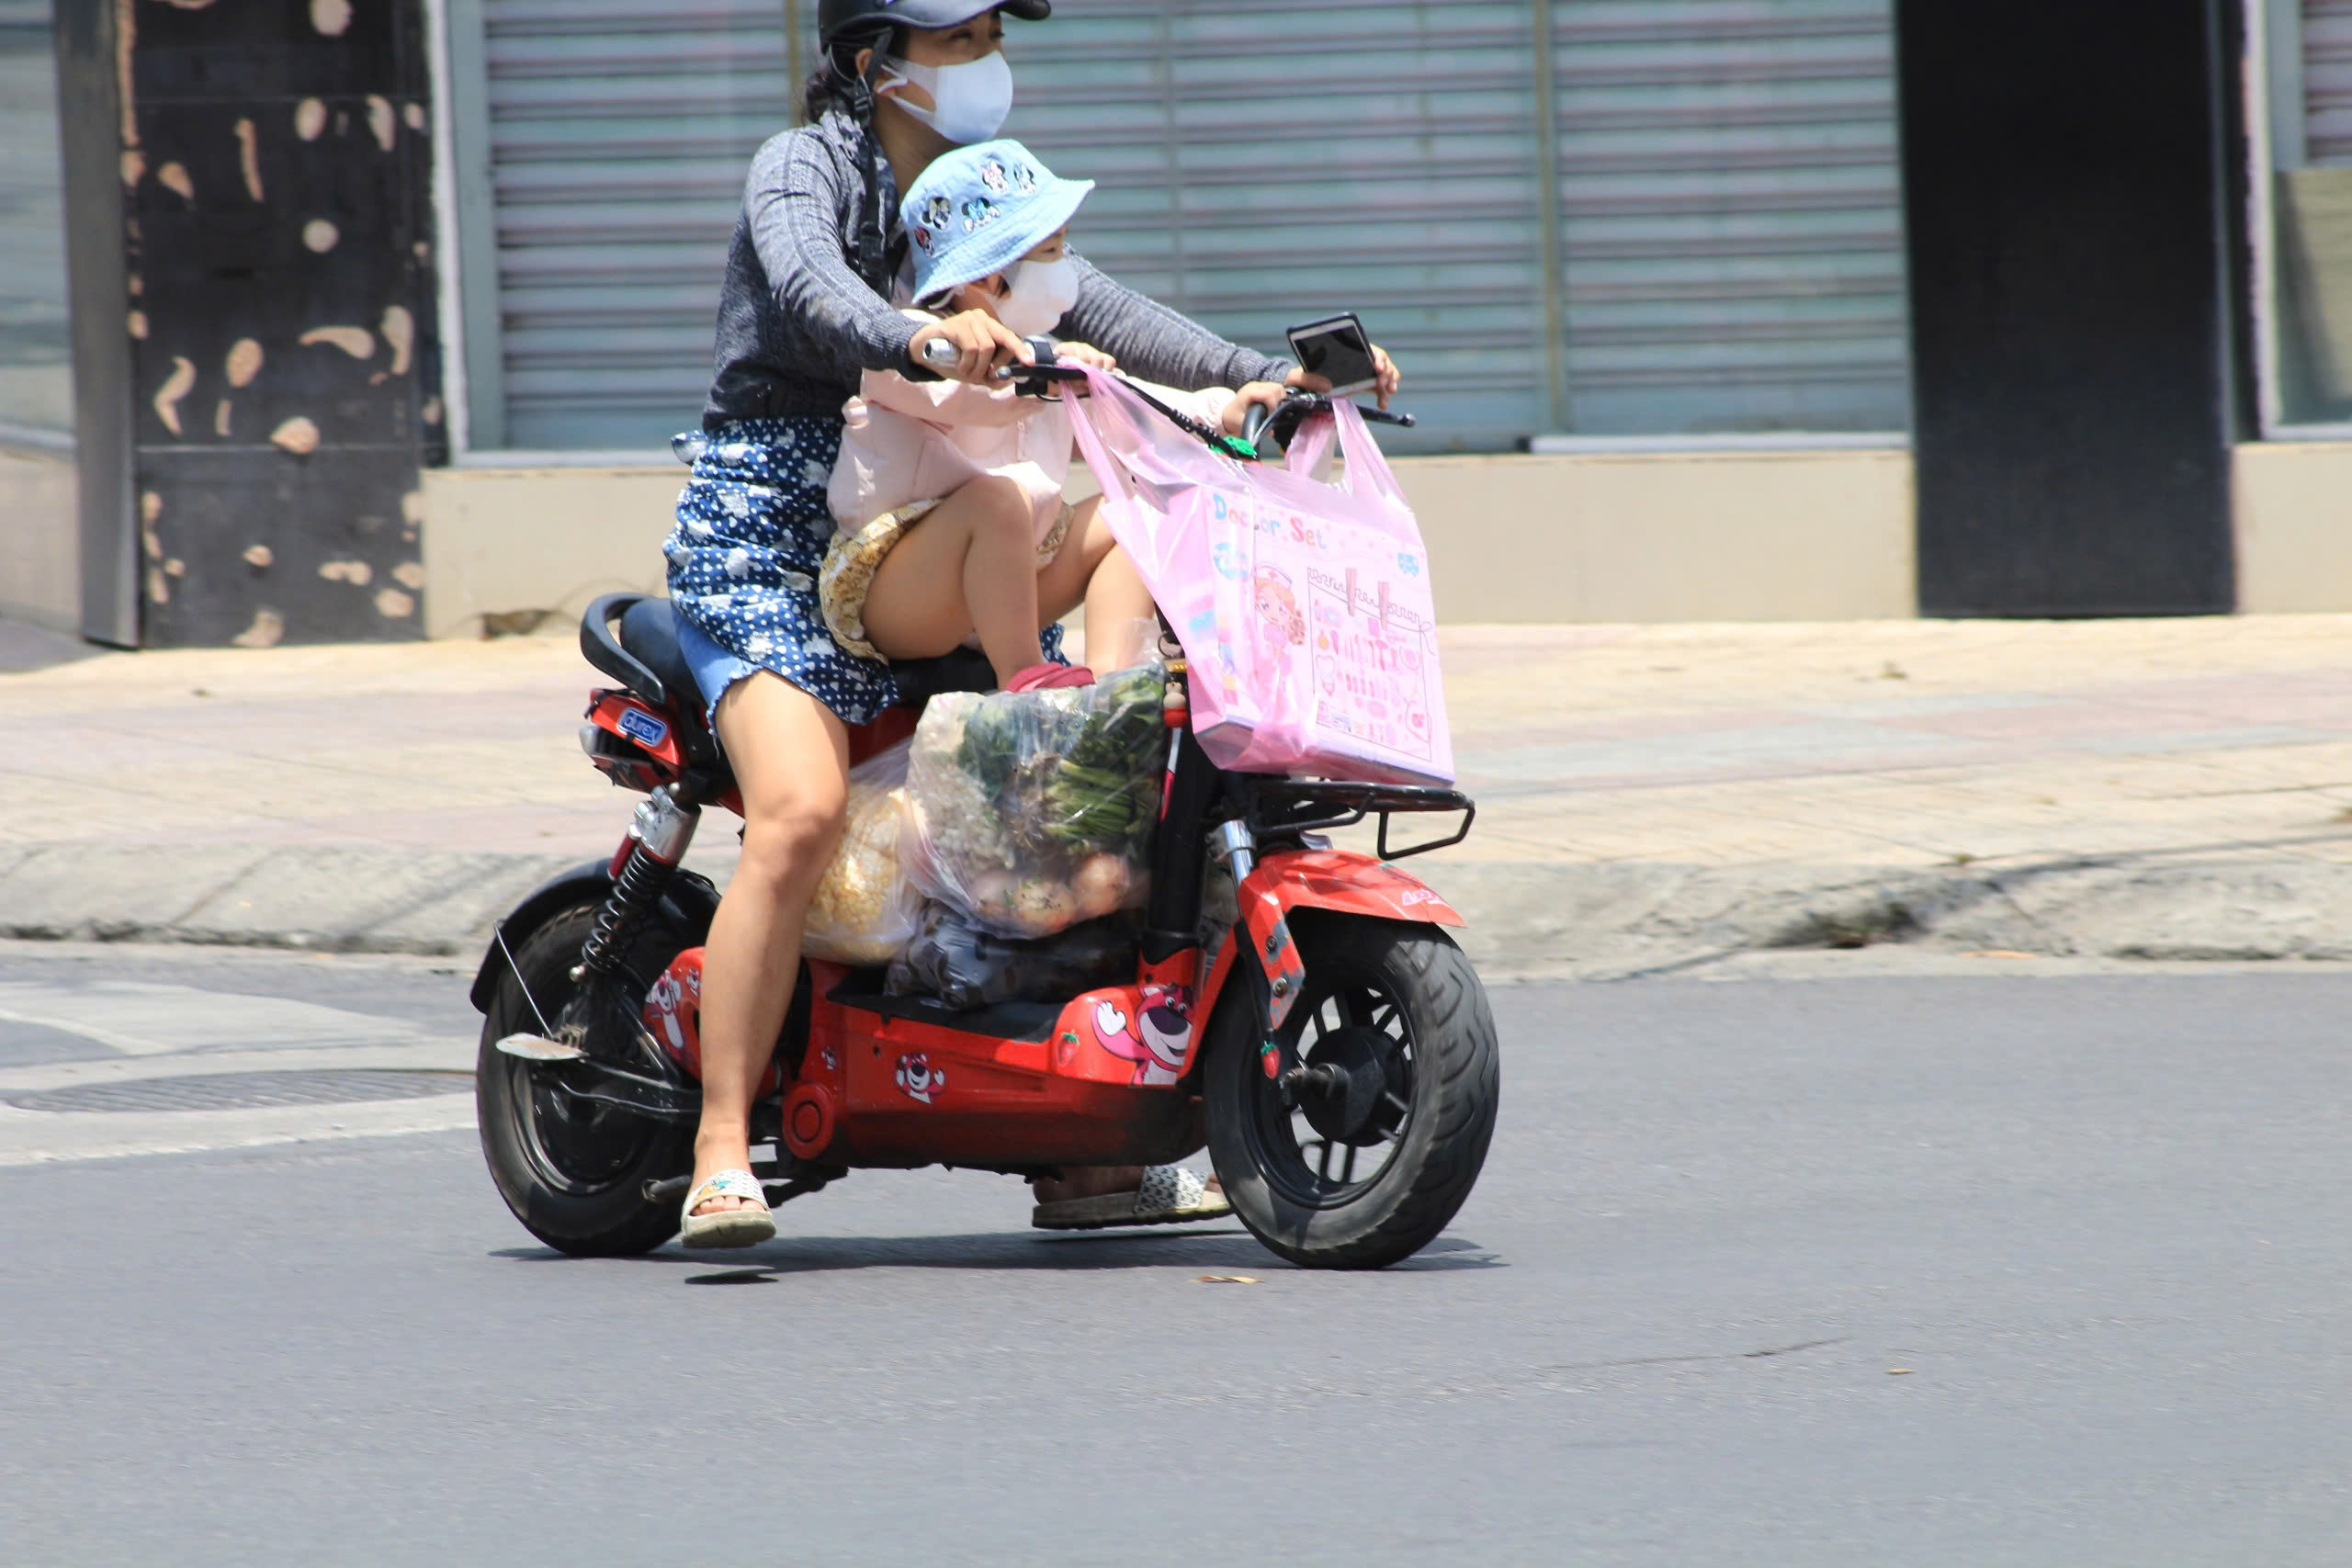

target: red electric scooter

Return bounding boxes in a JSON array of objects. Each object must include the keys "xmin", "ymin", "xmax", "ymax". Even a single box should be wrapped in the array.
[{"xmin": 469, "ymin": 369, "xmax": 1499, "ymax": 1270}]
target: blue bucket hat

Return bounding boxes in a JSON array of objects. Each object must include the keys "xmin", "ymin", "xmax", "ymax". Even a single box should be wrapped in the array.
[{"xmin": 902, "ymin": 139, "xmax": 1093, "ymax": 305}]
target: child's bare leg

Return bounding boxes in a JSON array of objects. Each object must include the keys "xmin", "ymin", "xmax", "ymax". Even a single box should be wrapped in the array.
[
  {"xmin": 1036, "ymin": 497, "xmax": 1156, "ymax": 671},
  {"xmin": 861, "ymin": 475, "xmax": 1045, "ymax": 683},
  {"xmin": 1082, "ymin": 547, "xmax": 1157, "ymax": 671},
  {"xmin": 1029, "ymin": 494, "xmax": 1197, "ymax": 1209}
]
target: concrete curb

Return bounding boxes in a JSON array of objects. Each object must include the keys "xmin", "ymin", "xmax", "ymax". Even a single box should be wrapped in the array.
[
  {"xmin": 0, "ymin": 845, "xmax": 582, "ymax": 956},
  {"xmin": 1425, "ymin": 858, "xmax": 2352, "ymax": 977},
  {"xmin": 6, "ymin": 845, "xmax": 2352, "ymax": 977}
]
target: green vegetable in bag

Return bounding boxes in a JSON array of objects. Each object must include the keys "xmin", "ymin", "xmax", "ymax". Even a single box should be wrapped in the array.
[
  {"xmin": 1044, "ymin": 664, "xmax": 1167, "ymax": 853},
  {"xmin": 907, "ymin": 659, "xmax": 1168, "ymax": 941}
]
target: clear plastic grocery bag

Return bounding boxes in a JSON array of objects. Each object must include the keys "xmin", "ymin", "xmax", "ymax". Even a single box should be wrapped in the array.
[
  {"xmin": 1065, "ymin": 367, "xmax": 1453, "ymax": 786},
  {"xmin": 900, "ymin": 659, "xmax": 1166, "ymax": 940},
  {"xmin": 799, "ymin": 740, "xmax": 923, "ymax": 966}
]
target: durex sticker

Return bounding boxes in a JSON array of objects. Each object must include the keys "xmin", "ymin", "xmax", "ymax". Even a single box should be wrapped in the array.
[{"xmin": 618, "ymin": 707, "xmax": 668, "ymax": 750}]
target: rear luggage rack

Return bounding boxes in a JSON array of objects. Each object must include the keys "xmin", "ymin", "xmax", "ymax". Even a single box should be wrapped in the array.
[{"xmin": 1241, "ymin": 779, "xmax": 1475, "ymax": 862}]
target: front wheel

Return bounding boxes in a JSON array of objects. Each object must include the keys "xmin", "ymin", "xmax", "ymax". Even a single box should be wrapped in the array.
[{"xmin": 1204, "ymin": 915, "xmax": 1500, "ymax": 1269}]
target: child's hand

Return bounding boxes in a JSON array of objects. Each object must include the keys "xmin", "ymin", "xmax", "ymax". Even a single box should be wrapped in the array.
[
  {"xmin": 1054, "ymin": 343, "xmax": 1118, "ymax": 372},
  {"xmin": 1222, "ymin": 382, "xmax": 1288, "ymax": 438}
]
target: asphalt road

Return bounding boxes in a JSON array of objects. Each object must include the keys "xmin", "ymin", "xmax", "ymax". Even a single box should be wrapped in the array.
[{"xmin": 0, "ymin": 942, "xmax": 2346, "ymax": 1566}]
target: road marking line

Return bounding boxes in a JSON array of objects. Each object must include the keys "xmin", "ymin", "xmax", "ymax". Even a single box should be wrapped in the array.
[
  {"xmin": 0, "ymin": 980, "xmax": 442, "ymax": 1056},
  {"xmin": 0, "ymin": 1041, "xmax": 475, "ymax": 1095},
  {"xmin": 0, "ymin": 1093, "xmax": 477, "ymax": 1167}
]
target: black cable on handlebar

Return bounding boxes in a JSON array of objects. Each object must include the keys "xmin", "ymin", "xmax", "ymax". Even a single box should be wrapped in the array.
[{"xmin": 1005, "ymin": 355, "xmax": 1418, "ymax": 459}]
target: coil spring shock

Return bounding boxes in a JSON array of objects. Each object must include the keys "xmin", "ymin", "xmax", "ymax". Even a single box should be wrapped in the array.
[
  {"xmin": 578, "ymin": 786, "xmax": 699, "ymax": 978},
  {"xmin": 578, "ymin": 842, "xmax": 673, "ymax": 976}
]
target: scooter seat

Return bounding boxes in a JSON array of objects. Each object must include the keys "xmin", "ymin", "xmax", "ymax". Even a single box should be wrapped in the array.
[
  {"xmin": 582, "ymin": 594, "xmax": 1001, "ymax": 774},
  {"xmin": 616, "ymin": 597, "xmax": 708, "ymax": 729}
]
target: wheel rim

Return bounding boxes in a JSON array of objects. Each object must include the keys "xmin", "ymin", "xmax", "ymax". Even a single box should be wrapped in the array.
[
  {"xmin": 1243, "ymin": 971, "xmax": 1419, "ymax": 1209},
  {"xmin": 506, "ymin": 1056, "xmax": 664, "ymax": 1197},
  {"xmin": 501, "ymin": 964, "xmax": 670, "ymax": 1199}
]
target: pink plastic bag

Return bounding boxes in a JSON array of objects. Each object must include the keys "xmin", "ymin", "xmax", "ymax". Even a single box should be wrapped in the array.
[{"xmin": 1066, "ymin": 369, "xmax": 1453, "ymax": 786}]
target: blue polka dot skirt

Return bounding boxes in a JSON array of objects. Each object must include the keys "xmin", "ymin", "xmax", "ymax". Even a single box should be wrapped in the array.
[{"xmin": 661, "ymin": 417, "xmax": 1062, "ymax": 728}]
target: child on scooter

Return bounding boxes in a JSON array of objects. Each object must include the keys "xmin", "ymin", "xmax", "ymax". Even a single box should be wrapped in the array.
[{"xmin": 820, "ymin": 139, "xmax": 1287, "ymax": 690}]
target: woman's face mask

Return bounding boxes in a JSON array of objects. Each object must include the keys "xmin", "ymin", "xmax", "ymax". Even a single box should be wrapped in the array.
[
  {"xmin": 994, "ymin": 255, "xmax": 1080, "ymax": 338},
  {"xmin": 878, "ymin": 51, "xmax": 1013, "ymax": 146}
]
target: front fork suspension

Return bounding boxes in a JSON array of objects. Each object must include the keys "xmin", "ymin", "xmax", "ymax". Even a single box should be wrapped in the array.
[{"xmin": 1213, "ymin": 819, "xmax": 1308, "ymax": 1085}]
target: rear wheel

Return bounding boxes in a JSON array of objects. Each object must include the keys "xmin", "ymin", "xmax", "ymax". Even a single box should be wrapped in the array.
[
  {"xmin": 476, "ymin": 907, "xmax": 695, "ymax": 1257},
  {"xmin": 1204, "ymin": 915, "xmax": 1499, "ymax": 1269}
]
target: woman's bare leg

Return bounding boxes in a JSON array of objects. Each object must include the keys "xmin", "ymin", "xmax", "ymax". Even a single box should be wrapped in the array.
[
  {"xmin": 689, "ymin": 671, "xmax": 850, "ymax": 1216},
  {"xmin": 861, "ymin": 475, "xmax": 1045, "ymax": 684}
]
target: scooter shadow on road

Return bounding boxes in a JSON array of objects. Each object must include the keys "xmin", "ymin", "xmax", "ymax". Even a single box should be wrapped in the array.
[{"xmin": 488, "ymin": 1231, "xmax": 1502, "ymax": 1281}]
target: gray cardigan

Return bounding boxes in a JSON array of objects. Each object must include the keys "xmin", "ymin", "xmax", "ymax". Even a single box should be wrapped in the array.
[{"xmin": 703, "ymin": 109, "xmax": 1292, "ymax": 428}]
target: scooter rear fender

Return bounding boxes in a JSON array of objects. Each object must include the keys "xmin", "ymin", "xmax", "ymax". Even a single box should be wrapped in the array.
[{"xmin": 467, "ymin": 859, "xmax": 723, "ymax": 1014}]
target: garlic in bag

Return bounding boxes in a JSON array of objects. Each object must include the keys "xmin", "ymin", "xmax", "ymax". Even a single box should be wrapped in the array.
[{"xmin": 800, "ymin": 739, "xmax": 924, "ymax": 965}]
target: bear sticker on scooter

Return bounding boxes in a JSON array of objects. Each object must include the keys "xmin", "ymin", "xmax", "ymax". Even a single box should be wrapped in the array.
[
  {"xmin": 1091, "ymin": 986, "xmax": 1193, "ymax": 1085},
  {"xmin": 894, "ymin": 1053, "xmax": 947, "ymax": 1104}
]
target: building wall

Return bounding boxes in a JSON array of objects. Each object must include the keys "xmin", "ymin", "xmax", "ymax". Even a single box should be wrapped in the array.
[
  {"xmin": 419, "ymin": 448, "xmax": 1920, "ymax": 638},
  {"xmin": 64, "ymin": 0, "xmax": 442, "ymax": 648},
  {"xmin": 2233, "ymin": 441, "xmax": 2352, "ymax": 613},
  {"xmin": 0, "ymin": 445, "xmax": 77, "ymax": 631},
  {"xmin": 418, "ymin": 466, "xmax": 683, "ymax": 639},
  {"xmin": 1394, "ymin": 450, "xmax": 1917, "ymax": 625}
]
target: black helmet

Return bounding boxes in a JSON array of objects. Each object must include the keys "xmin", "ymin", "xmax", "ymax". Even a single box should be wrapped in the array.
[{"xmin": 819, "ymin": 0, "xmax": 1048, "ymax": 49}]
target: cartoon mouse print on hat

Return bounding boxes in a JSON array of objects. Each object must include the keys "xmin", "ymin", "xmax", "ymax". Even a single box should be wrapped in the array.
[{"xmin": 899, "ymin": 139, "xmax": 1098, "ymax": 307}]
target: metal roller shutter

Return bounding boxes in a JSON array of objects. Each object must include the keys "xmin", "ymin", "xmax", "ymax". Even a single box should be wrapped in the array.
[
  {"xmin": 2303, "ymin": 0, "xmax": 2352, "ymax": 162},
  {"xmin": 459, "ymin": 0, "xmax": 791, "ymax": 450},
  {"xmin": 1552, "ymin": 1, "xmax": 1911, "ymax": 435},
  {"xmin": 453, "ymin": 0, "xmax": 1908, "ymax": 451},
  {"xmin": 1006, "ymin": 2, "xmax": 1554, "ymax": 454}
]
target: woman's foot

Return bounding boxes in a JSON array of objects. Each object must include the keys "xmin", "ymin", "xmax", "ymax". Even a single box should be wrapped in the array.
[
  {"xmin": 680, "ymin": 1169, "xmax": 775, "ymax": 1249},
  {"xmin": 1030, "ymin": 1165, "xmax": 1230, "ymax": 1231},
  {"xmin": 687, "ymin": 1134, "xmax": 764, "ymax": 1220}
]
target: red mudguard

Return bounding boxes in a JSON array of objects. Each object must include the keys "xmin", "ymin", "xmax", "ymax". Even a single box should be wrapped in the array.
[{"xmin": 1196, "ymin": 848, "xmax": 1464, "ymax": 1063}]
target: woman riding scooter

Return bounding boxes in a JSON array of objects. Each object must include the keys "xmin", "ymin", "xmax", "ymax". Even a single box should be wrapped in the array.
[{"xmin": 661, "ymin": 0, "xmax": 1400, "ymax": 1245}]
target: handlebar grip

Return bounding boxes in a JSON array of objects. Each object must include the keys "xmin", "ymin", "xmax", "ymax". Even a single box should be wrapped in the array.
[
  {"xmin": 1240, "ymin": 400, "xmax": 1274, "ymax": 449},
  {"xmin": 919, "ymin": 336, "xmax": 960, "ymax": 371}
]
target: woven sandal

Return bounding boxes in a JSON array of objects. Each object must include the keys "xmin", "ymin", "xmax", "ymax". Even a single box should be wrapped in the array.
[
  {"xmin": 1031, "ymin": 1166, "xmax": 1231, "ymax": 1232},
  {"xmin": 679, "ymin": 1168, "xmax": 775, "ymax": 1250}
]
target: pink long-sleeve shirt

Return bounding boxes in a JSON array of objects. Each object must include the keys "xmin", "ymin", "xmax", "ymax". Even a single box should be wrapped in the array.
[{"xmin": 829, "ymin": 331, "xmax": 1236, "ymax": 539}]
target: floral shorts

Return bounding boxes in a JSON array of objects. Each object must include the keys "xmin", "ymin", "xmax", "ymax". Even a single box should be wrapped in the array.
[{"xmin": 818, "ymin": 496, "xmax": 1079, "ymax": 662}]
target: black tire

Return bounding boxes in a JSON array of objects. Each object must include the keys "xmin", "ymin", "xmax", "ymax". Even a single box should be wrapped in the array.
[
  {"xmin": 1204, "ymin": 915, "xmax": 1499, "ymax": 1270},
  {"xmin": 475, "ymin": 906, "xmax": 695, "ymax": 1257}
]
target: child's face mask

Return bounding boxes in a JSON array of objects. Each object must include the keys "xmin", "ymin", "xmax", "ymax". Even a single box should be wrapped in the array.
[
  {"xmin": 878, "ymin": 51, "xmax": 1014, "ymax": 146},
  {"xmin": 994, "ymin": 255, "xmax": 1080, "ymax": 338}
]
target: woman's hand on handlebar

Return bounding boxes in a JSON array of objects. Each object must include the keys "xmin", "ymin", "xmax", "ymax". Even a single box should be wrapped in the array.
[
  {"xmin": 909, "ymin": 311, "xmax": 1033, "ymax": 386},
  {"xmin": 1222, "ymin": 381, "xmax": 1289, "ymax": 438},
  {"xmin": 1286, "ymin": 342, "xmax": 1403, "ymax": 410}
]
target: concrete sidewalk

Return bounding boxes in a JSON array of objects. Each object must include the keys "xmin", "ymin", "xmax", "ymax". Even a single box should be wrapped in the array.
[{"xmin": 6, "ymin": 615, "xmax": 2352, "ymax": 976}]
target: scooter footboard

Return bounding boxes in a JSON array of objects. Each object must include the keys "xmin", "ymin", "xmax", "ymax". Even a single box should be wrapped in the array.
[{"xmin": 784, "ymin": 972, "xmax": 1205, "ymax": 1170}]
